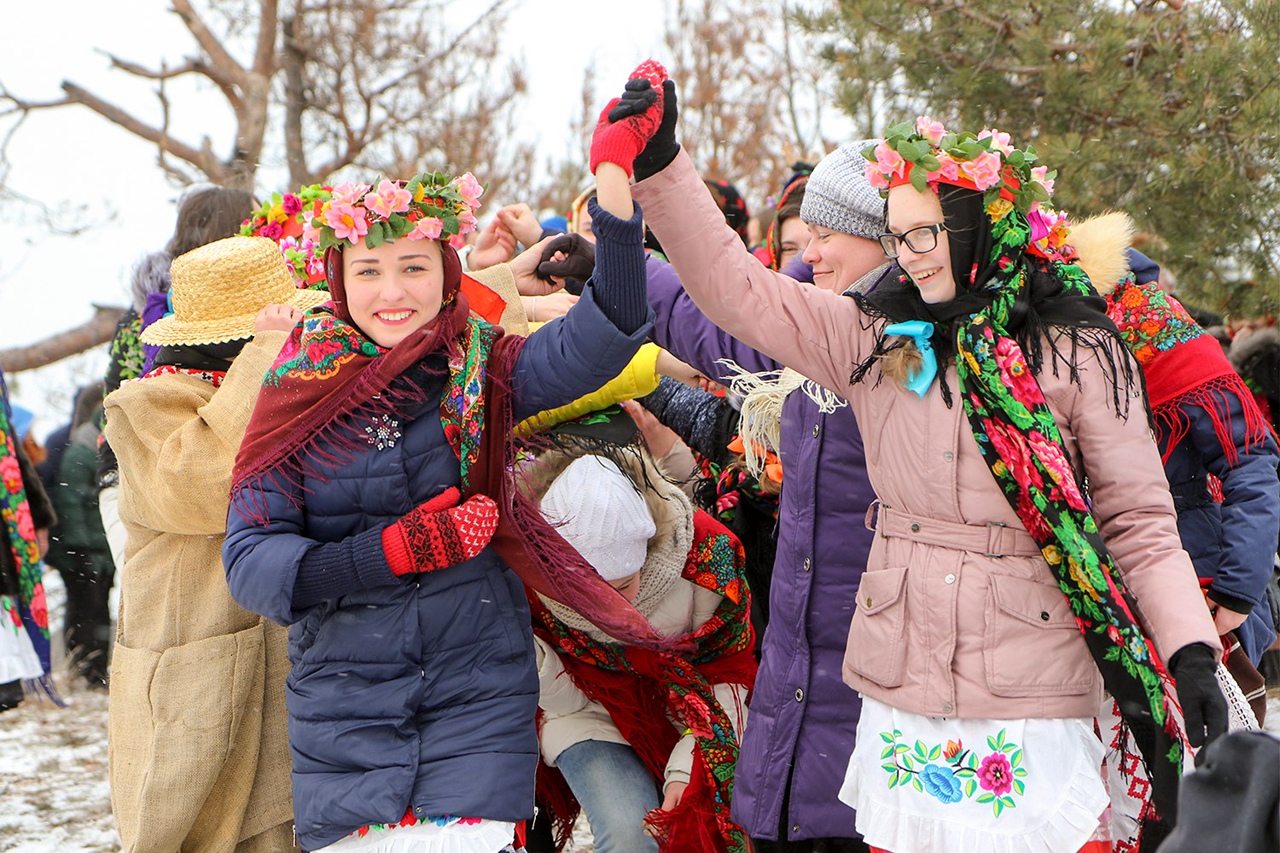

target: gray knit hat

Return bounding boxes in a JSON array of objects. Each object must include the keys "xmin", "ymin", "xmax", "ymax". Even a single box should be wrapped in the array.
[{"xmin": 800, "ymin": 139, "xmax": 884, "ymax": 240}]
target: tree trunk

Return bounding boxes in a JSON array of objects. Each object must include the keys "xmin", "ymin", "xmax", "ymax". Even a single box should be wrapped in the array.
[{"xmin": 0, "ymin": 306, "xmax": 126, "ymax": 372}]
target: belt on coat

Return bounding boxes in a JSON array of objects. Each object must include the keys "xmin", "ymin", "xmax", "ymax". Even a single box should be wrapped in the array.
[{"xmin": 864, "ymin": 500, "xmax": 1042, "ymax": 559}]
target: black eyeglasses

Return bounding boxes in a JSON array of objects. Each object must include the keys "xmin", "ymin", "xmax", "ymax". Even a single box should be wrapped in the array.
[{"xmin": 878, "ymin": 223, "xmax": 949, "ymax": 259}]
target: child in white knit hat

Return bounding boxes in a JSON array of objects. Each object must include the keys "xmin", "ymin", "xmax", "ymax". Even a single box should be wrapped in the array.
[{"xmin": 527, "ymin": 440, "xmax": 756, "ymax": 853}]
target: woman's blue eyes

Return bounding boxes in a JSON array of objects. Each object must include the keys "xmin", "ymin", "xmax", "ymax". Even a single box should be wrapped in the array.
[{"xmin": 353, "ymin": 265, "xmax": 428, "ymax": 276}]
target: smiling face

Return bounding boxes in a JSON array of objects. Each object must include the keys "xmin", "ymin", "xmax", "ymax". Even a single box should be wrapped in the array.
[
  {"xmin": 777, "ymin": 215, "xmax": 809, "ymax": 271},
  {"xmin": 799, "ymin": 223, "xmax": 888, "ymax": 293},
  {"xmin": 886, "ymin": 184, "xmax": 958, "ymax": 304},
  {"xmin": 342, "ymin": 238, "xmax": 445, "ymax": 348}
]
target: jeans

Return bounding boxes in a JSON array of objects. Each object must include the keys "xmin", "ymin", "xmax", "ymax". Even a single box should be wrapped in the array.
[{"xmin": 555, "ymin": 739, "xmax": 660, "ymax": 853}]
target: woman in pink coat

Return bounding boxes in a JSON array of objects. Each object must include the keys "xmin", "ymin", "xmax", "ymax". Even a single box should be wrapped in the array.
[{"xmin": 599, "ymin": 78, "xmax": 1226, "ymax": 853}]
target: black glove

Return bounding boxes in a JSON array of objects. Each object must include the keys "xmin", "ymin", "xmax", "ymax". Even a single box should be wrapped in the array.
[
  {"xmin": 610, "ymin": 79, "xmax": 679, "ymax": 182},
  {"xmin": 536, "ymin": 233, "xmax": 595, "ymax": 296},
  {"xmin": 1168, "ymin": 642, "xmax": 1228, "ymax": 749}
]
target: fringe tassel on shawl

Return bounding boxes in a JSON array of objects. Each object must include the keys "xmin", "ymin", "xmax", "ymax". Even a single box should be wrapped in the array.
[
  {"xmin": 716, "ymin": 360, "xmax": 846, "ymax": 479},
  {"xmin": 1153, "ymin": 372, "xmax": 1272, "ymax": 466},
  {"xmin": 22, "ymin": 674, "xmax": 66, "ymax": 707}
]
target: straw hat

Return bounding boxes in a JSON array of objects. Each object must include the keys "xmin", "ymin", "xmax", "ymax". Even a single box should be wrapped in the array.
[{"xmin": 140, "ymin": 236, "xmax": 330, "ymax": 346}]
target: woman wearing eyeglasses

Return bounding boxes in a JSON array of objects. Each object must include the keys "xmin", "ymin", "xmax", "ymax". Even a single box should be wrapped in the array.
[{"xmin": 599, "ymin": 73, "xmax": 1226, "ymax": 853}]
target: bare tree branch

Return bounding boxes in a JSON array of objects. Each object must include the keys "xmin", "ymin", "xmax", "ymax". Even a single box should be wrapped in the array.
[
  {"xmin": 169, "ymin": 0, "xmax": 250, "ymax": 93},
  {"xmin": 59, "ymin": 81, "xmax": 225, "ymax": 182},
  {"xmin": 0, "ymin": 306, "xmax": 126, "ymax": 373}
]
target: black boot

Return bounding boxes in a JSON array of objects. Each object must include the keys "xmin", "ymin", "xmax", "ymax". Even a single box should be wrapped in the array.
[{"xmin": 0, "ymin": 679, "xmax": 25, "ymax": 712}]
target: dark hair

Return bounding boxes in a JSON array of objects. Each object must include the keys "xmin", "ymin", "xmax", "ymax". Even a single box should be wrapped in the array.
[
  {"xmin": 71, "ymin": 381, "xmax": 105, "ymax": 430},
  {"xmin": 167, "ymin": 187, "xmax": 256, "ymax": 258},
  {"xmin": 775, "ymin": 183, "xmax": 806, "ymax": 231}
]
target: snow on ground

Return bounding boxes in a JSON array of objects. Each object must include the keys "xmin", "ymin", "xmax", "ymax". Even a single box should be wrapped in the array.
[
  {"xmin": 1, "ymin": 674, "xmax": 1275, "ymax": 851},
  {"xmin": 0, "ymin": 685, "xmax": 117, "ymax": 852},
  {"xmin": 0, "ymin": 681, "xmax": 595, "ymax": 852}
]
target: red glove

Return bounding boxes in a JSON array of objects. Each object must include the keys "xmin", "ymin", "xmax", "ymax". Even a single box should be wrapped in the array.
[
  {"xmin": 382, "ymin": 486, "xmax": 499, "ymax": 576},
  {"xmin": 588, "ymin": 59, "xmax": 668, "ymax": 177}
]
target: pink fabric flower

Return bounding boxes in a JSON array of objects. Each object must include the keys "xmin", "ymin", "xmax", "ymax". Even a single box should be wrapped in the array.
[
  {"xmin": 1030, "ymin": 165, "xmax": 1055, "ymax": 195},
  {"xmin": 302, "ymin": 221, "xmax": 322, "ymax": 246},
  {"xmin": 986, "ymin": 419, "xmax": 1044, "ymax": 492},
  {"xmin": 865, "ymin": 162, "xmax": 890, "ymax": 190},
  {"xmin": 330, "ymin": 181, "xmax": 371, "ymax": 207},
  {"xmin": 457, "ymin": 210, "xmax": 478, "ymax": 235},
  {"xmin": 1026, "ymin": 431, "xmax": 1088, "ymax": 511},
  {"xmin": 915, "ymin": 116, "xmax": 946, "ymax": 146},
  {"xmin": 325, "ymin": 202, "xmax": 369, "ymax": 243},
  {"xmin": 0, "ymin": 454, "xmax": 21, "ymax": 492},
  {"xmin": 934, "ymin": 155, "xmax": 960, "ymax": 182},
  {"xmin": 960, "ymin": 151, "xmax": 1003, "ymax": 191},
  {"xmin": 994, "ymin": 337, "xmax": 1045, "ymax": 404},
  {"xmin": 874, "ymin": 142, "xmax": 908, "ymax": 183},
  {"xmin": 1026, "ymin": 209, "xmax": 1054, "ymax": 245},
  {"xmin": 30, "ymin": 583, "xmax": 47, "ymax": 630},
  {"xmin": 365, "ymin": 179, "xmax": 412, "ymax": 218},
  {"xmin": 978, "ymin": 752, "xmax": 1013, "ymax": 795},
  {"xmin": 407, "ymin": 217, "xmax": 444, "ymax": 241},
  {"xmin": 16, "ymin": 502, "xmax": 34, "ymax": 542},
  {"xmin": 282, "ymin": 193, "xmax": 303, "ymax": 216},
  {"xmin": 261, "ymin": 221, "xmax": 284, "ymax": 241},
  {"xmin": 978, "ymin": 128, "xmax": 1014, "ymax": 155},
  {"xmin": 455, "ymin": 172, "xmax": 484, "ymax": 205}
]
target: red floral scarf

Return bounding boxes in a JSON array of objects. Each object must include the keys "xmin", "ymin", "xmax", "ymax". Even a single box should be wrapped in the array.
[{"xmin": 1105, "ymin": 276, "xmax": 1271, "ymax": 464}]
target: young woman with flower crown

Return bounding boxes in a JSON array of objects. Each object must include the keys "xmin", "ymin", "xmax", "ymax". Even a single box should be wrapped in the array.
[
  {"xmin": 222, "ymin": 61, "xmax": 672, "ymax": 853},
  {"xmin": 600, "ymin": 74, "xmax": 1229, "ymax": 852}
]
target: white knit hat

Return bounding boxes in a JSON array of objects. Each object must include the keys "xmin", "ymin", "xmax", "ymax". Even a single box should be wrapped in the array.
[
  {"xmin": 540, "ymin": 455, "xmax": 656, "ymax": 581},
  {"xmin": 800, "ymin": 139, "xmax": 884, "ymax": 240}
]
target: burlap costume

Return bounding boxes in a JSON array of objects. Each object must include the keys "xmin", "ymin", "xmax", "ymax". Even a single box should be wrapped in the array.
[{"xmin": 104, "ymin": 331, "xmax": 296, "ymax": 853}]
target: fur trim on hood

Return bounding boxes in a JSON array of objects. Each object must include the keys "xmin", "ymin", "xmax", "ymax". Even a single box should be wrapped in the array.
[
  {"xmin": 130, "ymin": 251, "xmax": 172, "ymax": 313},
  {"xmin": 1065, "ymin": 211, "xmax": 1135, "ymax": 296}
]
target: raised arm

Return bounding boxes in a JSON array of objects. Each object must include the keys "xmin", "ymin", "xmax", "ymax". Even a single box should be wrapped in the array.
[
  {"xmin": 507, "ymin": 66, "xmax": 668, "ymax": 421},
  {"xmin": 647, "ymin": 255, "xmax": 782, "ymax": 381}
]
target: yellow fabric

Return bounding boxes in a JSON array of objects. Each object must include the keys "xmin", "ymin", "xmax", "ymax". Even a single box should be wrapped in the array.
[
  {"xmin": 516, "ymin": 341, "xmax": 662, "ymax": 436},
  {"xmin": 103, "ymin": 332, "xmax": 298, "ymax": 853}
]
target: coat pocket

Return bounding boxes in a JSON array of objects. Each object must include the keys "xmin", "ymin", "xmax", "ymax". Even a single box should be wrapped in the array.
[
  {"xmin": 109, "ymin": 624, "xmax": 267, "ymax": 850},
  {"xmin": 844, "ymin": 566, "xmax": 909, "ymax": 689},
  {"xmin": 983, "ymin": 574, "xmax": 1095, "ymax": 697}
]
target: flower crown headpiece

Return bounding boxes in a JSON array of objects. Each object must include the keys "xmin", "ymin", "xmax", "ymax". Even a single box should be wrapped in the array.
[
  {"xmin": 307, "ymin": 170, "xmax": 484, "ymax": 255},
  {"xmin": 863, "ymin": 117, "xmax": 1056, "ymax": 224},
  {"xmin": 241, "ymin": 184, "xmax": 333, "ymax": 287}
]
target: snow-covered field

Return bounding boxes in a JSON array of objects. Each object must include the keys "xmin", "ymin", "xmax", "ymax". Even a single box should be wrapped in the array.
[{"xmin": 1, "ymin": 674, "xmax": 1275, "ymax": 852}]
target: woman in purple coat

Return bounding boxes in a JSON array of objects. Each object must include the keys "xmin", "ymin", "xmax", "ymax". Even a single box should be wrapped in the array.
[{"xmin": 642, "ymin": 140, "xmax": 891, "ymax": 851}]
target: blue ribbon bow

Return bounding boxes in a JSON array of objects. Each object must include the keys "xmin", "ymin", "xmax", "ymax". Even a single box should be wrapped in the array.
[{"xmin": 884, "ymin": 320, "xmax": 937, "ymax": 398}]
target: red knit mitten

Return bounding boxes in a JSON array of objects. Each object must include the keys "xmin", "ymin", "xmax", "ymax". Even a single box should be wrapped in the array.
[
  {"xmin": 382, "ymin": 487, "xmax": 499, "ymax": 576},
  {"xmin": 588, "ymin": 59, "xmax": 668, "ymax": 177}
]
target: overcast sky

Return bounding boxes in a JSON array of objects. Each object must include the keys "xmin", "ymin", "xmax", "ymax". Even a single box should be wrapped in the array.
[{"xmin": 0, "ymin": 0, "xmax": 666, "ymax": 432}]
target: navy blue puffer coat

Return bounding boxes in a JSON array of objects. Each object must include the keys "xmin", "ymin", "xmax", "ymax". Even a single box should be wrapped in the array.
[{"xmin": 224, "ymin": 207, "xmax": 652, "ymax": 850}]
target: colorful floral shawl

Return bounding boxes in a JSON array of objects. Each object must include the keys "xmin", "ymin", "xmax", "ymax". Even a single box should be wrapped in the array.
[
  {"xmin": 942, "ymin": 209, "xmax": 1187, "ymax": 824},
  {"xmin": 1105, "ymin": 276, "xmax": 1271, "ymax": 466},
  {"xmin": 0, "ymin": 370, "xmax": 52, "ymax": 683},
  {"xmin": 232, "ymin": 297, "xmax": 674, "ymax": 649},
  {"xmin": 529, "ymin": 511, "xmax": 756, "ymax": 853}
]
